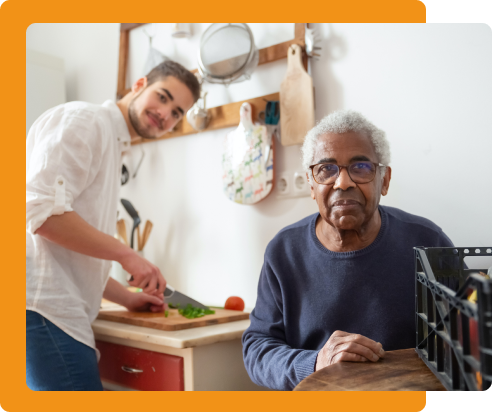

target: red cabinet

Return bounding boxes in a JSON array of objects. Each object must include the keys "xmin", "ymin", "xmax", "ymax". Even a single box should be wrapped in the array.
[{"xmin": 96, "ymin": 340, "xmax": 184, "ymax": 391}]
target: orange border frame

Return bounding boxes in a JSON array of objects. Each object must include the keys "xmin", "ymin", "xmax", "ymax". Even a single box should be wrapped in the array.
[{"xmin": 2, "ymin": 1, "xmax": 426, "ymax": 411}]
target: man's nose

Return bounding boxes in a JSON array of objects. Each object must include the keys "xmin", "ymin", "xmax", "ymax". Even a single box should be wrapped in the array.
[
  {"xmin": 333, "ymin": 166, "xmax": 356, "ymax": 191},
  {"xmin": 156, "ymin": 106, "xmax": 171, "ymax": 122}
]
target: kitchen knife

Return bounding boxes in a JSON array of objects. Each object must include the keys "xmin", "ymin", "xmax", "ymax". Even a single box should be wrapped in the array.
[
  {"xmin": 125, "ymin": 272, "xmax": 210, "ymax": 310},
  {"xmin": 164, "ymin": 285, "xmax": 209, "ymax": 310}
]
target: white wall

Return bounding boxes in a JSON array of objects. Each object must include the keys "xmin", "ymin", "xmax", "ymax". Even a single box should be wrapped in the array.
[
  {"xmin": 26, "ymin": 23, "xmax": 492, "ymax": 309},
  {"xmin": 26, "ymin": 23, "xmax": 120, "ymax": 104},
  {"xmin": 26, "ymin": 49, "xmax": 66, "ymax": 133}
]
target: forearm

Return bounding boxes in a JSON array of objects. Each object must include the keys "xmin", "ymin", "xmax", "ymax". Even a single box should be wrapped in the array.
[
  {"xmin": 242, "ymin": 331, "xmax": 318, "ymax": 390},
  {"xmin": 35, "ymin": 211, "xmax": 131, "ymax": 263},
  {"xmin": 103, "ymin": 277, "xmax": 132, "ymax": 306}
]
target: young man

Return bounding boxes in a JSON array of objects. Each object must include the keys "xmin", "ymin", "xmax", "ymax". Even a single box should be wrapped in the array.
[{"xmin": 26, "ymin": 61, "xmax": 200, "ymax": 390}]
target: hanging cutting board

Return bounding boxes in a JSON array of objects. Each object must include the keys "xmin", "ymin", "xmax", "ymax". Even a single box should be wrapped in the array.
[
  {"xmin": 97, "ymin": 308, "xmax": 250, "ymax": 331},
  {"xmin": 222, "ymin": 102, "xmax": 274, "ymax": 204},
  {"xmin": 280, "ymin": 44, "xmax": 315, "ymax": 146}
]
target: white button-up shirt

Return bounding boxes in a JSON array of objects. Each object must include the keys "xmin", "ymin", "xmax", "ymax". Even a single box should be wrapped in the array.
[{"xmin": 26, "ymin": 100, "xmax": 131, "ymax": 350}]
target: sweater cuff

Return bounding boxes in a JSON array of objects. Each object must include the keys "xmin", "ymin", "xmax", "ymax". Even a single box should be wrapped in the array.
[{"xmin": 294, "ymin": 350, "xmax": 319, "ymax": 384}]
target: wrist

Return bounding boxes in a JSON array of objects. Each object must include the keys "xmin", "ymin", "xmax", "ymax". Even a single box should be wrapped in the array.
[
  {"xmin": 120, "ymin": 288, "xmax": 135, "ymax": 308},
  {"xmin": 114, "ymin": 242, "xmax": 135, "ymax": 265}
]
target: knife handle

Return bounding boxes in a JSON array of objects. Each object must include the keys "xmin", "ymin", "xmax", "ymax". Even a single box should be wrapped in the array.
[{"xmin": 126, "ymin": 274, "xmax": 174, "ymax": 296}]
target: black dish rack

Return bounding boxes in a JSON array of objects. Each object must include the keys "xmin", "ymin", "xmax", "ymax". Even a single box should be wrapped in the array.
[{"xmin": 414, "ymin": 246, "xmax": 492, "ymax": 391}]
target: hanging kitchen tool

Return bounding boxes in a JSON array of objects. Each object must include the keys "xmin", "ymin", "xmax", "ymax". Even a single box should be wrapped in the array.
[
  {"xmin": 258, "ymin": 100, "xmax": 280, "ymax": 126},
  {"xmin": 279, "ymin": 44, "xmax": 315, "ymax": 146},
  {"xmin": 171, "ymin": 23, "xmax": 192, "ymax": 38},
  {"xmin": 120, "ymin": 199, "xmax": 141, "ymax": 249},
  {"xmin": 304, "ymin": 23, "xmax": 322, "ymax": 59},
  {"xmin": 142, "ymin": 24, "xmax": 169, "ymax": 76},
  {"xmin": 121, "ymin": 145, "xmax": 145, "ymax": 185},
  {"xmin": 198, "ymin": 23, "xmax": 259, "ymax": 86},
  {"xmin": 186, "ymin": 91, "xmax": 211, "ymax": 131},
  {"xmin": 222, "ymin": 102, "xmax": 274, "ymax": 205}
]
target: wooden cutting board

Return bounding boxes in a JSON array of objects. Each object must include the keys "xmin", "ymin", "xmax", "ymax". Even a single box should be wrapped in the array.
[
  {"xmin": 279, "ymin": 44, "xmax": 315, "ymax": 146},
  {"xmin": 97, "ymin": 308, "xmax": 250, "ymax": 331}
]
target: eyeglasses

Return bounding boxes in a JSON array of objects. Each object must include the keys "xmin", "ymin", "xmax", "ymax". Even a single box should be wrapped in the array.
[{"xmin": 309, "ymin": 161, "xmax": 385, "ymax": 185}]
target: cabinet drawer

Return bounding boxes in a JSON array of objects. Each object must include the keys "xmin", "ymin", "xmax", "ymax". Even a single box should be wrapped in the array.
[{"xmin": 96, "ymin": 340, "xmax": 184, "ymax": 391}]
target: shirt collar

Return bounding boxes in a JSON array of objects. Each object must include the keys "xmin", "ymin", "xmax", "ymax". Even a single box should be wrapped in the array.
[{"xmin": 102, "ymin": 100, "xmax": 132, "ymax": 152}]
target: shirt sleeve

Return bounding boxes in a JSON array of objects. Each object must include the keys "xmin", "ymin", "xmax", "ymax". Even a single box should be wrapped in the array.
[
  {"xmin": 26, "ymin": 106, "xmax": 102, "ymax": 234},
  {"xmin": 242, "ymin": 255, "xmax": 318, "ymax": 391}
]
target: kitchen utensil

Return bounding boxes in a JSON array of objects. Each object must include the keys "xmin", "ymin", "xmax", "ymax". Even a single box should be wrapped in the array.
[
  {"xmin": 171, "ymin": 23, "xmax": 192, "ymax": 38},
  {"xmin": 279, "ymin": 44, "xmax": 315, "ymax": 146},
  {"xmin": 197, "ymin": 23, "xmax": 258, "ymax": 85},
  {"xmin": 164, "ymin": 284, "xmax": 209, "ymax": 310},
  {"xmin": 116, "ymin": 219, "xmax": 128, "ymax": 245},
  {"xmin": 142, "ymin": 24, "xmax": 169, "ymax": 76},
  {"xmin": 136, "ymin": 225, "xmax": 142, "ymax": 251},
  {"xmin": 121, "ymin": 199, "xmax": 141, "ymax": 249},
  {"xmin": 186, "ymin": 91, "xmax": 211, "ymax": 131},
  {"xmin": 97, "ymin": 308, "xmax": 249, "ymax": 331},
  {"xmin": 140, "ymin": 220, "xmax": 153, "ymax": 250},
  {"xmin": 258, "ymin": 100, "xmax": 280, "ymax": 125},
  {"xmin": 121, "ymin": 146, "xmax": 145, "ymax": 186},
  {"xmin": 222, "ymin": 102, "xmax": 274, "ymax": 205},
  {"xmin": 304, "ymin": 23, "xmax": 322, "ymax": 59}
]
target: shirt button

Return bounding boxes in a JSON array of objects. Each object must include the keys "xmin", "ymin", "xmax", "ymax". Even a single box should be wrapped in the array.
[
  {"xmin": 117, "ymin": 137, "xmax": 121, "ymax": 141},
  {"xmin": 58, "ymin": 180, "xmax": 63, "ymax": 185}
]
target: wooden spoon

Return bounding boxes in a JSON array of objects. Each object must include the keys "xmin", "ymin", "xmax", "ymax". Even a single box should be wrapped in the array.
[
  {"xmin": 116, "ymin": 219, "xmax": 128, "ymax": 246},
  {"xmin": 141, "ymin": 220, "xmax": 153, "ymax": 249}
]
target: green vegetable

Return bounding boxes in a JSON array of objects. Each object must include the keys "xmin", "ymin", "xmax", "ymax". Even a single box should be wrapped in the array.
[
  {"xmin": 164, "ymin": 310, "xmax": 169, "ymax": 318},
  {"xmin": 173, "ymin": 303, "xmax": 215, "ymax": 319}
]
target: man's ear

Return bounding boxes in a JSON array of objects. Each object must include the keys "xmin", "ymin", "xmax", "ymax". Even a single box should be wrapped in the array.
[
  {"xmin": 381, "ymin": 166, "xmax": 392, "ymax": 196},
  {"xmin": 307, "ymin": 172, "xmax": 316, "ymax": 200},
  {"xmin": 132, "ymin": 77, "xmax": 148, "ymax": 94}
]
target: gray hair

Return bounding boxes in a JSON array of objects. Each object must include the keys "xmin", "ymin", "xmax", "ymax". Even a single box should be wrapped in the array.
[{"xmin": 301, "ymin": 110, "xmax": 391, "ymax": 184}]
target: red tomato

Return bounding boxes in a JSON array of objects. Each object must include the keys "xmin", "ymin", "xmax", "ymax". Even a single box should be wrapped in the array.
[{"xmin": 224, "ymin": 296, "xmax": 245, "ymax": 311}]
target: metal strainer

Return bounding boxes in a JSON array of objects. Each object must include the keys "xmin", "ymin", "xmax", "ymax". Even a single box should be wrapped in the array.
[{"xmin": 197, "ymin": 23, "xmax": 258, "ymax": 85}]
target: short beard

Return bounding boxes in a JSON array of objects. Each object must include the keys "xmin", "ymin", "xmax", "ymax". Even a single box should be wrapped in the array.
[{"xmin": 128, "ymin": 94, "xmax": 158, "ymax": 140}]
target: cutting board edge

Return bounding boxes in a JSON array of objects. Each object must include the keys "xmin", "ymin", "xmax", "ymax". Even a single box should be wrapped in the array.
[{"xmin": 96, "ymin": 311, "xmax": 251, "ymax": 331}]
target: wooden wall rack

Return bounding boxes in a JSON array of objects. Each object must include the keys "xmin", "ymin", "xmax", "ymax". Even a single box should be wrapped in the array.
[{"xmin": 117, "ymin": 23, "xmax": 306, "ymax": 145}]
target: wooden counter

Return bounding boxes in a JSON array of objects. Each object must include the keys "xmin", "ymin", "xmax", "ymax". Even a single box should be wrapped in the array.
[{"xmin": 92, "ymin": 304, "xmax": 264, "ymax": 391}]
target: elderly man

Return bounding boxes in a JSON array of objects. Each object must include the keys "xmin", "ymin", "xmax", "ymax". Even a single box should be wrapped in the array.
[{"xmin": 242, "ymin": 110, "xmax": 454, "ymax": 390}]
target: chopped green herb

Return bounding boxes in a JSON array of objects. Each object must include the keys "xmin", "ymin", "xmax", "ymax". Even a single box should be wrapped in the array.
[
  {"xmin": 174, "ymin": 303, "xmax": 215, "ymax": 319},
  {"xmin": 164, "ymin": 310, "xmax": 169, "ymax": 318}
]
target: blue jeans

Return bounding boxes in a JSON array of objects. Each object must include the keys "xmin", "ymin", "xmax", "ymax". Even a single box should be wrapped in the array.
[{"xmin": 26, "ymin": 310, "xmax": 103, "ymax": 391}]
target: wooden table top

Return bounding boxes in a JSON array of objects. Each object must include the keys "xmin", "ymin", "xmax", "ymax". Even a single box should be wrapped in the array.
[{"xmin": 294, "ymin": 349, "xmax": 446, "ymax": 391}]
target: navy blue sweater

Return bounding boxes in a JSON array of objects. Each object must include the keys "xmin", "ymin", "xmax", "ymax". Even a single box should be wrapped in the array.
[{"xmin": 242, "ymin": 206, "xmax": 453, "ymax": 391}]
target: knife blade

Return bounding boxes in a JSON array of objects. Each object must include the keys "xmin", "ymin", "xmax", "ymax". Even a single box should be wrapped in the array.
[{"xmin": 164, "ymin": 285, "xmax": 209, "ymax": 310}]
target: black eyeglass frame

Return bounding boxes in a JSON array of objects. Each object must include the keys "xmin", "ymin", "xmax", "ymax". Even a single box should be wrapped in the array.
[{"xmin": 309, "ymin": 161, "xmax": 386, "ymax": 185}]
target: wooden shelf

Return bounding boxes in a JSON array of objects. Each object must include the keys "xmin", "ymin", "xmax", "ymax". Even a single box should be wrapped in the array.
[
  {"xmin": 118, "ymin": 24, "xmax": 306, "ymax": 142},
  {"xmin": 132, "ymin": 92, "xmax": 279, "ymax": 145}
]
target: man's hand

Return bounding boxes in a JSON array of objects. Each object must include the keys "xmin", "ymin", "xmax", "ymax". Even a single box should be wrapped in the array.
[
  {"xmin": 104, "ymin": 277, "xmax": 165, "ymax": 312},
  {"xmin": 315, "ymin": 330, "xmax": 385, "ymax": 371},
  {"xmin": 124, "ymin": 290, "xmax": 166, "ymax": 313},
  {"xmin": 119, "ymin": 251, "xmax": 166, "ymax": 295}
]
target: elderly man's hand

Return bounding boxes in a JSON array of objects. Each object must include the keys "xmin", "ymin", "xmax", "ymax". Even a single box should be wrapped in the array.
[{"xmin": 315, "ymin": 330, "xmax": 385, "ymax": 371}]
